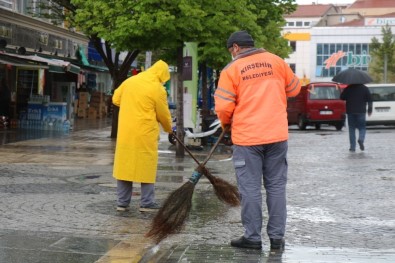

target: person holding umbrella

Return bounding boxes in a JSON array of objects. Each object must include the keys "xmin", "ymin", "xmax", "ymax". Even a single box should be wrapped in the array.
[{"xmin": 333, "ymin": 68, "xmax": 373, "ymax": 152}]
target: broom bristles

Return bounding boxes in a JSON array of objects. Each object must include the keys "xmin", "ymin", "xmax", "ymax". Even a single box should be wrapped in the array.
[
  {"xmin": 202, "ymin": 168, "xmax": 240, "ymax": 207},
  {"xmin": 145, "ymin": 181, "xmax": 195, "ymax": 244},
  {"xmin": 196, "ymin": 165, "xmax": 240, "ymax": 207},
  {"xmin": 146, "ymin": 165, "xmax": 240, "ymax": 243},
  {"xmin": 210, "ymin": 176, "xmax": 240, "ymax": 207}
]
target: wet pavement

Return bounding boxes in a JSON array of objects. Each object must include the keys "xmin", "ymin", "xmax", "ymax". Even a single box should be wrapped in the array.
[{"xmin": 0, "ymin": 119, "xmax": 394, "ymax": 262}]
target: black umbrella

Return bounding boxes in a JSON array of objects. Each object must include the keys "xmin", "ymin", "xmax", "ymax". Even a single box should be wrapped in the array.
[{"xmin": 332, "ymin": 68, "xmax": 373, "ymax": 84}]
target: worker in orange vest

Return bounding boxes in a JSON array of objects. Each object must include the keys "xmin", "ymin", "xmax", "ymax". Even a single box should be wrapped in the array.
[{"xmin": 214, "ymin": 30, "xmax": 301, "ymax": 250}]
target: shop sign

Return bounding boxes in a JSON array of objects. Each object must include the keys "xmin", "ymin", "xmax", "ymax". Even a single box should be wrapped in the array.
[
  {"xmin": 365, "ymin": 18, "xmax": 395, "ymax": 26},
  {"xmin": 182, "ymin": 56, "xmax": 192, "ymax": 81},
  {"xmin": 324, "ymin": 50, "xmax": 371, "ymax": 69}
]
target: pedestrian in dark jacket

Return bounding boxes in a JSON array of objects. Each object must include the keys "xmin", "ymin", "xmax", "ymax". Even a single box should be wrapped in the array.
[{"xmin": 340, "ymin": 84, "xmax": 372, "ymax": 152}]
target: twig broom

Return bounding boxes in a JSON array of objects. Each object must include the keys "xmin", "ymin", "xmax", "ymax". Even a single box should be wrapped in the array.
[
  {"xmin": 173, "ymin": 132, "xmax": 240, "ymax": 207},
  {"xmin": 146, "ymin": 129, "xmax": 240, "ymax": 243}
]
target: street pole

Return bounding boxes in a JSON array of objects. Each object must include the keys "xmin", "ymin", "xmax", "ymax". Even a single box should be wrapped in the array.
[{"xmin": 384, "ymin": 53, "xmax": 388, "ymax": 83}]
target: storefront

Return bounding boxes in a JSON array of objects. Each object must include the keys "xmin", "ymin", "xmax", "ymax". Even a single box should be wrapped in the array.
[
  {"xmin": 0, "ymin": 52, "xmax": 80, "ymax": 128},
  {"xmin": 309, "ymin": 26, "xmax": 391, "ymax": 83}
]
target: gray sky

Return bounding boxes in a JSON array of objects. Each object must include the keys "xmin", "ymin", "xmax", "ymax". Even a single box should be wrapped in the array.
[{"xmin": 295, "ymin": 0, "xmax": 355, "ymax": 4}]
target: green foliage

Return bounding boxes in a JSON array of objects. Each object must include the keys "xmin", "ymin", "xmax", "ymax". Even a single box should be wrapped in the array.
[
  {"xmin": 249, "ymin": 0, "xmax": 296, "ymax": 58},
  {"xmin": 69, "ymin": 0, "xmax": 296, "ymax": 69},
  {"xmin": 36, "ymin": 0, "xmax": 296, "ymax": 72},
  {"xmin": 369, "ymin": 25, "xmax": 395, "ymax": 83},
  {"xmin": 198, "ymin": 0, "xmax": 296, "ymax": 69}
]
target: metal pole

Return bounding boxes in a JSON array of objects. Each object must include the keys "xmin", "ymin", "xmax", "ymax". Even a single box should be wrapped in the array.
[{"xmin": 384, "ymin": 53, "xmax": 388, "ymax": 84}]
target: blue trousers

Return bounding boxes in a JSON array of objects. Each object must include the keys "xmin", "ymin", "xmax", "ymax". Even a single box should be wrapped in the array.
[
  {"xmin": 347, "ymin": 113, "xmax": 366, "ymax": 151},
  {"xmin": 232, "ymin": 141, "xmax": 288, "ymax": 242}
]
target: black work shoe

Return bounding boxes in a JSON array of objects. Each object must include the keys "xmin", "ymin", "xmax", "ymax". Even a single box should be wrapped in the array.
[
  {"xmin": 270, "ymin": 238, "xmax": 285, "ymax": 250},
  {"xmin": 358, "ymin": 140, "xmax": 365, "ymax": 151},
  {"xmin": 231, "ymin": 236, "xmax": 262, "ymax": 249}
]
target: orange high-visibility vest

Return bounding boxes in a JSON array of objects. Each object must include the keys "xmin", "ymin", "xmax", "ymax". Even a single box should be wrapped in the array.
[{"xmin": 215, "ymin": 48, "xmax": 301, "ymax": 145}]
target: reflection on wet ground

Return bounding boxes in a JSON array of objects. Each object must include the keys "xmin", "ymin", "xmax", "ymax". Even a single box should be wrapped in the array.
[
  {"xmin": 0, "ymin": 117, "xmax": 112, "ymax": 145},
  {"xmin": 0, "ymin": 122, "xmax": 394, "ymax": 262}
]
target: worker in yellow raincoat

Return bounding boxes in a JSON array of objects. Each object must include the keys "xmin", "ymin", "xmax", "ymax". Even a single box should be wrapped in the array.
[{"xmin": 112, "ymin": 60, "xmax": 173, "ymax": 212}]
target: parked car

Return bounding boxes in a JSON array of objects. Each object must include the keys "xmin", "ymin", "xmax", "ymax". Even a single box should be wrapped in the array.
[
  {"xmin": 366, "ymin": 83, "xmax": 395, "ymax": 126},
  {"xmin": 287, "ymin": 82, "xmax": 346, "ymax": 130}
]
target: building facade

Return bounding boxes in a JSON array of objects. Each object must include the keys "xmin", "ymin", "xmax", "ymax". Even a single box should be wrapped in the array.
[
  {"xmin": 283, "ymin": 0, "xmax": 395, "ymax": 84},
  {"xmin": 0, "ymin": 1, "xmax": 111, "ymax": 126}
]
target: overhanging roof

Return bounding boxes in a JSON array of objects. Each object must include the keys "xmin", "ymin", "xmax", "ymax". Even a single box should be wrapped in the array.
[
  {"xmin": 24, "ymin": 54, "xmax": 81, "ymax": 74},
  {"xmin": 0, "ymin": 52, "xmax": 48, "ymax": 69},
  {"xmin": 0, "ymin": 52, "xmax": 80, "ymax": 74}
]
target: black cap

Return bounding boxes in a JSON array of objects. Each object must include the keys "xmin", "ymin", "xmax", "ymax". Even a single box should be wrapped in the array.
[{"xmin": 226, "ymin": 30, "xmax": 255, "ymax": 49}]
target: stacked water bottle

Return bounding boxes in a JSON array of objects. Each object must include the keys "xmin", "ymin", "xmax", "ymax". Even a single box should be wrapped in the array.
[{"xmin": 21, "ymin": 95, "xmax": 71, "ymax": 132}]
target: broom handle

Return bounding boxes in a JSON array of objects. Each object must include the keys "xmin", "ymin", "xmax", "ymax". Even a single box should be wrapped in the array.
[
  {"xmin": 202, "ymin": 129, "xmax": 226, "ymax": 165},
  {"xmin": 173, "ymin": 128, "xmax": 227, "ymax": 166},
  {"xmin": 173, "ymin": 135, "xmax": 201, "ymax": 165}
]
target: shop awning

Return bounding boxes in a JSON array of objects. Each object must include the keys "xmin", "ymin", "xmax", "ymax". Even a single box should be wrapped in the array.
[
  {"xmin": 77, "ymin": 45, "xmax": 90, "ymax": 66},
  {"xmin": 24, "ymin": 55, "xmax": 81, "ymax": 74},
  {"xmin": 78, "ymin": 63, "xmax": 109, "ymax": 73},
  {"xmin": 75, "ymin": 45, "xmax": 109, "ymax": 73},
  {"xmin": 0, "ymin": 52, "xmax": 48, "ymax": 69},
  {"xmin": 0, "ymin": 52, "xmax": 80, "ymax": 74}
]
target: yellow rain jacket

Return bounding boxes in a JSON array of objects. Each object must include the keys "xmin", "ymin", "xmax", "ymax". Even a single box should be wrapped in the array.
[{"xmin": 112, "ymin": 60, "xmax": 172, "ymax": 183}]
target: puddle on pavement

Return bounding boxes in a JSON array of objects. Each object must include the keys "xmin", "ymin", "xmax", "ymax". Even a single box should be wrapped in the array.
[
  {"xmin": 50, "ymin": 166, "xmax": 85, "ymax": 170},
  {"xmin": 157, "ymin": 175, "xmax": 184, "ymax": 183},
  {"xmin": 157, "ymin": 165, "xmax": 190, "ymax": 171},
  {"xmin": 381, "ymin": 176, "xmax": 394, "ymax": 181},
  {"xmin": 84, "ymin": 175, "xmax": 101, "ymax": 179},
  {"xmin": 187, "ymin": 190, "xmax": 230, "ymax": 228},
  {"xmin": 0, "ymin": 231, "xmax": 119, "ymax": 263},
  {"xmin": 155, "ymin": 244, "xmax": 395, "ymax": 263},
  {"xmin": 283, "ymin": 246, "xmax": 395, "ymax": 263},
  {"xmin": 157, "ymin": 164, "xmax": 194, "ymax": 172}
]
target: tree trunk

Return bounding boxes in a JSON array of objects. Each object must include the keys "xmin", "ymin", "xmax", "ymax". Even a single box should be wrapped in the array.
[
  {"xmin": 108, "ymin": 50, "xmax": 140, "ymax": 139},
  {"xmin": 175, "ymin": 45, "xmax": 185, "ymax": 157}
]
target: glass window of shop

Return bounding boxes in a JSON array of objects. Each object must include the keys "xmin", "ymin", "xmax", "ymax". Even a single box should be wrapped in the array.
[
  {"xmin": 316, "ymin": 43, "xmax": 370, "ymax": 78},
  {"xmin": 16, "ymin": 69, "xmax": 38, "ymax": 113}
]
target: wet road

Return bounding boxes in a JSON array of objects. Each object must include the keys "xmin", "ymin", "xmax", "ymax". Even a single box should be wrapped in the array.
[{"xmin": 0, "ymin": 120, "xmax": 394, "ymax": 262}]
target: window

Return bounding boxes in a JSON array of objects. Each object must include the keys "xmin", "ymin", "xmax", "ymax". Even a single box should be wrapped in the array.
[
  {"xmin": 290, "ymin": 41, "xmax": 296, "ymax": 52},
  {"xmin": 309, "ymin": 86, "xmax": 341, "ymax": 100},
  {"xmin": 0, "ymin": 0, "xmax": 13, "ymax": 11},
  {"xmin": 368, "ymin": 86, "xmax": 395, "ymax": 101},
  {"xmin": 26, "ymin": 0, "xmax": 54, "ymax": 23},
  {"xmin": 296, "ymin": 21, "xmax": 303, "ymax": 27},
  {"xmin": 287, "ymin": 22, "xmax": 295, "ymax": 27},
  {"xmin": 16, "ymin": 0, "xmax": 29, "ymax": 14},
  {"xmin": 315, "ymin": 43, "xmax": 370, "ymax": 77},
  {"xmin": 304, "ymin": 21, "xmax": 310, "ymax": 27}
]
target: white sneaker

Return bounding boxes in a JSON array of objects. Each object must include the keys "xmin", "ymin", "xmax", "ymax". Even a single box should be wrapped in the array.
[{"xmin": 116, "ymin": 206, "xmax": 129, "ymax": 212}]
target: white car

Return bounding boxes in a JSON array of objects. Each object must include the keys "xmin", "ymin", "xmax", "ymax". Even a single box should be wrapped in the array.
[{"xmin": 366, "ymin": 83, "xmax": 395, "ymax": 126}]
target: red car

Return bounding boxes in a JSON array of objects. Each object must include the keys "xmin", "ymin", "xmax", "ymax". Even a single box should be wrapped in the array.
[{"xmin": 287, "ymin": 82, "xmax": 346, "ymax": 130}]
